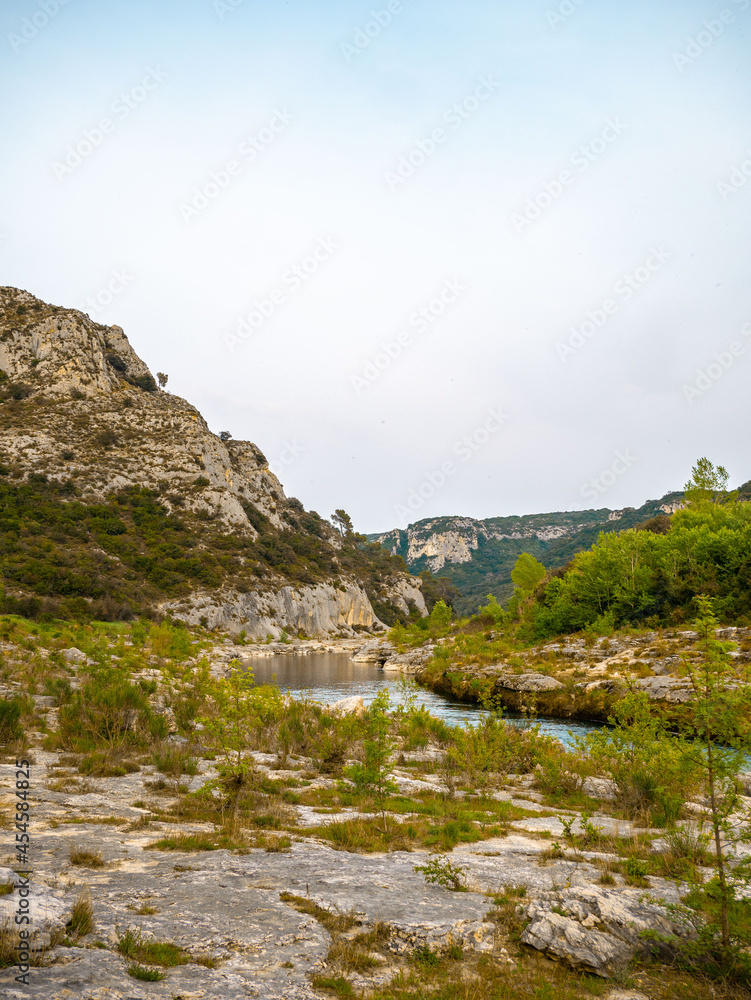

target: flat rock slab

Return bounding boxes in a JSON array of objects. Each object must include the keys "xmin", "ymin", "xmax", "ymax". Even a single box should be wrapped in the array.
[{"xmin": 2, "ymin": 838, "xmax": 500, "ymax": 998}]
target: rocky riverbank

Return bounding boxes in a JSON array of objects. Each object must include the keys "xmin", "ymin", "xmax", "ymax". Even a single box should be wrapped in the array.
[
  {"xmin": 0, "ymin": 620, "xmax": 748, "ymax": 1000},
  {"xmin": 0, "ymin": 744, "xmax": 703, "ymax": 999},
  {"xmin": 355, "ymin": 628, "xmax": 751, "ymax": 724}
]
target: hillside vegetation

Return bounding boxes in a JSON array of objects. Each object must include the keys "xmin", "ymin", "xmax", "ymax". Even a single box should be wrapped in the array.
[
  {"xmin": 371, "ymin": 496, "xmax": 687, "ymax": 615},
  {"xmin": 0, "ymin": 286, "xmax": 427, "ymax": 631}
]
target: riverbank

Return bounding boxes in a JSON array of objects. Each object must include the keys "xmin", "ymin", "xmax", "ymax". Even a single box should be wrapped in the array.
[
  {"xmin": 1, "ymin": 615, "xmax": 750, "ymax": 998},
  {"xmin": 374, "ymin": 626, "xmax": 751, "ymax": 726}
]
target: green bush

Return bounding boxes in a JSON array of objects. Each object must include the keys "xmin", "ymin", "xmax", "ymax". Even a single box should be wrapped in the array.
[
  {"xmin": 57, "ymin": 666, "xmax": 163, "ymax": 751},
  {"xmin": 0, "ymin": 697, "xmax": 23, "ymax": 743}
]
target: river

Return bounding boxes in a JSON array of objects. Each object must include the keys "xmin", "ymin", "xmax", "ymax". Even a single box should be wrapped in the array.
[{"xmin": 242, "ymin": 651, "xmax": 602, "ymax": 748}]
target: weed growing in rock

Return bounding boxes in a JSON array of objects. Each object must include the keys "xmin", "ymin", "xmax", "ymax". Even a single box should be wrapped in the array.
[
  {"xmin": 127, "ymin": 963, "xmax": 165, "ymax": 981},
  {"xmin": 65, "ymin": 891, "xmax": 95, "ymax": 941},
  {"xmin": 69, "ymin": 847, "xmax": 105, "ymax": 867},
  {"xmin": 414, "ymin": 854, "xmax": 468, "ymax": 891}
]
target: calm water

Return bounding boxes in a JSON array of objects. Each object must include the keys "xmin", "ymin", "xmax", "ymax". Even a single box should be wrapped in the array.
[{"xmin": 242, "ymin": 652, "xmax": 601, "ymax": 747}]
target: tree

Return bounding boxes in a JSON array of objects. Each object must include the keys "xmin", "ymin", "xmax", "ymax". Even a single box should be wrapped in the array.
[
  {"xmin": 684, "ymin": 457, "xmax": 731, "ymax": 505},
  {"xmin": 511, "ymin": 553, "xmax": 547, "ymax": 595},
  {"xmin": 679, "ymin": 595, "xmax": 751, "ymax": 963},
  {"xmin": 331, "ymin": 509, "xmax": 354, "ymax": 536},
  {"xmin": 156, "ymin": 372, "xmax": 168, "ymax": 389},
  {"xmin": 345, "ymin": 689, "xmax": 397, "ymax": 823},
  {"xmin": 427, "ymin": 599, "xmax": 452, "ymax": 634}
]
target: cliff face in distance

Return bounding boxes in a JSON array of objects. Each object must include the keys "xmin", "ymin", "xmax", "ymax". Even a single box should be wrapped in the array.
[
  {"xmin": 371, "ymin": 497, "xmax": 687, "ymax": 615},
  {"xmin": 0, "ymin": 287, "xmax": 426, "ymax": 636}
]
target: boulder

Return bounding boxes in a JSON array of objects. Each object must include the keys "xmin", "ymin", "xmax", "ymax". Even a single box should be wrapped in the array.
[
  {"xmin": 62, "ymin": 647, "xmax": 87, "ymax": 663},
  {"xmin": 352, "ymin": 639, "xmax": 396, "ymax": 663},
  {"xmin": 382, "ymin": 644, "xmax": 435, "ymax": 673},
  {"xmin": 329, "ymin": 695, "xmax": 366, "ymax": 717},
  {"xmin": 496, "ymin": 672, "xmax": 564, "ymax": 693},
  {"xmin": 521, "ymin": 885, "xmax": 693, "ymax": 976},
  {"xmin": 635, "ymin": 676, "xmax": 693, "ymax": 704}
]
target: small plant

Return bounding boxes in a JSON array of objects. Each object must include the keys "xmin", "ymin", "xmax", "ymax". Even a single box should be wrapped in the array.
[
  {"xmin": 414, "ymin": 854, "xmax": 467, "ymax": 891},
  {"xmin": 127, "ymin": 963, "xmax": 165, "ymax": 981},
  {"xmin": 117, "ymin": 927, "xmax": 189, "ymax": 967},
  {"xmin": 66, "ymin": 891, "xmax": 94, "ymax": 940},
  {"xmin": 95, "ymin": 428, "xmax": 119, "ymax": 449},
  {"xmin": 413, "ymin": 944, "xmax": 441, "ymax": 966},
  {"xmin": 0, "ymin": 697, "xmax": 23, "ymax": 743},
  {"xmin": 69, "ymin": 847, "xmax": 105, "ymax": 868},
  {"xmin": 345, "ymin": 689, "xmax": 397, "ymax": 820},
  {"xmin": 310, "ymin": 975, "xmax": 355, "ymax": 997},
  {"xmin": 624, "ymin": 856, "xmax": 650, "ymax": 885}
]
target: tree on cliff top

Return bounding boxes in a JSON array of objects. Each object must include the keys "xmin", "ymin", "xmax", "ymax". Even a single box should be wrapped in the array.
[{"xmin": 684, "ymin": 457, "xmax": 732, "ymax": 505}]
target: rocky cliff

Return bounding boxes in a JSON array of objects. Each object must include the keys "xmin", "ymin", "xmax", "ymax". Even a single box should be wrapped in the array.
[
  {"xmin": 0, "ymin": 287, "xmax": 426, "ymax": 636},
  {"xmin": 371, "ymin": 499, "xmax": 687, "ymax": 614}
]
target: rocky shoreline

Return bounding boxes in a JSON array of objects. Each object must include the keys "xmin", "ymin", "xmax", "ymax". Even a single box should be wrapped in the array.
[{"xmin": 0, "ymin": 743, "xmax": 703, "ymax": 999}]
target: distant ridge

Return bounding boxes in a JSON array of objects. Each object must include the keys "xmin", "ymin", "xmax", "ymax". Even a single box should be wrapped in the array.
[{"xmin": 369, "ymin": 493, "xmax": 692, "ymax": 615}]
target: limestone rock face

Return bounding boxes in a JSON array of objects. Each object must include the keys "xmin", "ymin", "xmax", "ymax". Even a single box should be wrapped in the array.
[
  {"xmin": 635, "ymin": 675, "xmax": 694, "ymax": 703},
  {"xmin": 161, "ymin": 581, "xmax": 386, "ymax": 640},
  {"xmin": 521, "ymin": 885, "xmax": 692, "ymax": 976},
  {"xmin": 0, "ymin": 287, "xmax": 153, "ymax": 400},
  {"xmin": 0, "ymin": 287, "xmax": 426, "ymax": 635},
  {"xmin": 0, "ymin": 867, "xmax": 72, "ymax": 951},
  {"xmin": 376, "ymin": 514, "xmax": 608, "ymax": 574}
]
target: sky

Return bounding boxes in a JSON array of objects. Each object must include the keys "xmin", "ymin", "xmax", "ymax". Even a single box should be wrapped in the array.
[{"xmin": 1, "ymin": 0, "xmax": 750, "ymax": 534}]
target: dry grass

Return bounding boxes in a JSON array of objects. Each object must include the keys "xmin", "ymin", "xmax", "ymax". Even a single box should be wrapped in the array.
[
  {"xmin": 66, "ymin": 891, "xmax": 94, "ymax": 940},
  {"xmin": 69, "ymin": 847, "xmax": 106, "ymax": 867}
]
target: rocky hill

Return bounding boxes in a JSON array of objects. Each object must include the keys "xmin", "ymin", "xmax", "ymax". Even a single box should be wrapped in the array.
[
  {"xmin": 0, "ymin": 287, "xmax": 426, "ymax": 636},
  {"xmin": 370, "ymin": 497, "xmax": 689, "ymax": 615}
]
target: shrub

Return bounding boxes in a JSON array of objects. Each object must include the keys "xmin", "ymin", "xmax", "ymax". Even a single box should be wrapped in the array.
[
  {"xmin": 66, "ymin": 891, "xmax": 95, "ymax": 940},
  {"xmin": 95, "ymin": 429, "xmax": 119, "ymax": 449},
  {"xmin": 69, "ymin": 847, "xmax": 105, "ymax": 867},
  {"xmin": 106, "ymin": 355, "xmax": 127, "ymax": 373},
  {"xmin": 57, "ymin": 666, "xmax": 158, "ymax": 751},
  {"xmin": 128, "ymin": 964, "xmax": 165, "ymax": 981},
  {"xmin": 414, "ymin": 854, "xmax": 468, "ymax": 891},
  {"xmin": 132, "ymin": 374, "xmax": 157, "ymax": 392},
  {"xmin": 0, "ymin": 697, "xmax": 23, "ymax": 743}
]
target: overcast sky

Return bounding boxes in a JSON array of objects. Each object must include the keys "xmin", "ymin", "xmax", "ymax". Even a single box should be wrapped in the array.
[{"xmin": 2, "ymin": 0, "xmax": 749, "ymax": 533}]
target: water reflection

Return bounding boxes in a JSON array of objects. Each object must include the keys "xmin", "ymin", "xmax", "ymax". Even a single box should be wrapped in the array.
[{"xmin": 242, "ymin": 652, "xmax": 601, "ymax": 747}]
